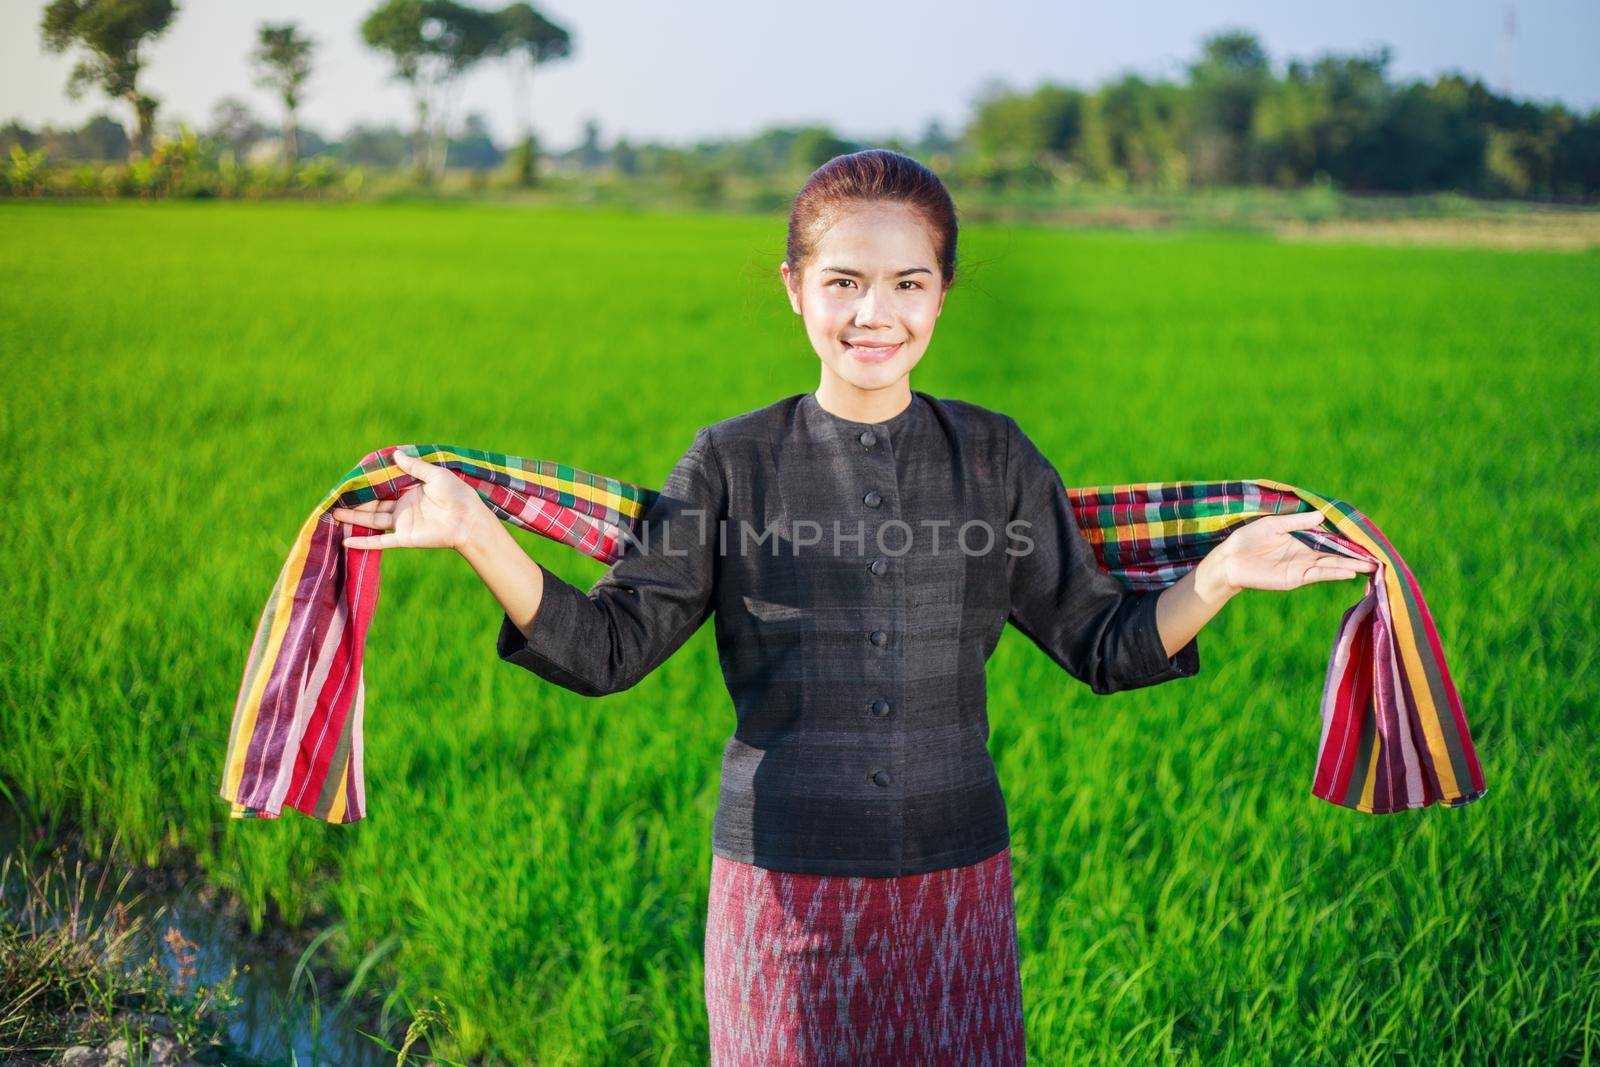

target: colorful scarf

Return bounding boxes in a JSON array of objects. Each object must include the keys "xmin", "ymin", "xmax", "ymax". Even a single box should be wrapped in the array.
[{"xmin": 220, "ymin": 445, "xmax": 1486, "ymax": 824}]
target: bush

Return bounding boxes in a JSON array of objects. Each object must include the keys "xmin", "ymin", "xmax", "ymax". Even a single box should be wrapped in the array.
[
  {"xmin": 3, "ymin": 143, "xmax": 49, "ymax": 195},
  {"xmin": 0, "ymin": 123, "xmax": 368, "ymax": 201}
]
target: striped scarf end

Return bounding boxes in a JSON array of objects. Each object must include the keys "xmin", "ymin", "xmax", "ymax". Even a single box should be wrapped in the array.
[
  {"xmin": 1314, "ymin": 784, "xmax": 1488, "ymax": 815},
  {"xmin": 224, "ymin": 794, "xmax": 365, "ymax": 824}
]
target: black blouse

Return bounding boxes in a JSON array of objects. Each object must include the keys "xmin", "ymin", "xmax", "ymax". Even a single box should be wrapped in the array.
[{"xmin": 497, "ymin": 389, "xmax": 1201, "ymax": 876}]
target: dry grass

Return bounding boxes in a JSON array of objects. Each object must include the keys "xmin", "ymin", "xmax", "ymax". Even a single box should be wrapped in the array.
[{"xmin": 1274, "ymin": 212, "xmax": 1600, "ymax": 251}]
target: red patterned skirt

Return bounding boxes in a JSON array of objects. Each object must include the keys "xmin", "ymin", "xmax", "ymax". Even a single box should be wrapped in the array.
[{"xmin": 703, "ymin": 845, "xmax": 1026, "ymax": 1065}]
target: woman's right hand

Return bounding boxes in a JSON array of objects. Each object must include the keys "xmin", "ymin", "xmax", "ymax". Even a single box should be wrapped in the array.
[{"xmin": 334, "ymin": 448, "xmax": 493, "ymax": 553}]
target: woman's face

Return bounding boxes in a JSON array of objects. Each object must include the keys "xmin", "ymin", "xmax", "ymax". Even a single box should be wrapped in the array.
[{"xmin": 781, "ymin": 200, "xmax": 948, "ymax": 397}]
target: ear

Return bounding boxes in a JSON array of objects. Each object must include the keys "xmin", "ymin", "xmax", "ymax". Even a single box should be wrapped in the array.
[{"xmin": 780, "ymin": 261, "xmax": 802, "ymax": 316}]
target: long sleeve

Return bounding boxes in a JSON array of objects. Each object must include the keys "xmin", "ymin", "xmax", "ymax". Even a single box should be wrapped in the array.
[
  {"xmin": 1002, "ymin": 415, "xmax": 1200, "ymax": 696},
  {"xmin": 496, "ymin": 426, "xmax": 725, "ymax": 697}
]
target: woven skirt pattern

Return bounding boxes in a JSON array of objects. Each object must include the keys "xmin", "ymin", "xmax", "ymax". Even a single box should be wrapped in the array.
[{"xmin": 704, "ymin": 845, "xmax": 1026, "ymax": 1066}]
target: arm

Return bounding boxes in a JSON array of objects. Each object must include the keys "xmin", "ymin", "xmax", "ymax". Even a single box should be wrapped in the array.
[
  {"xmin": 460, "ymin": 426, "xmax": 725, "ymax": 697},
  {"xmin": 1153, "ymin": 551, "xmax": 1239, "ymax": 657},
  {"xmin": 1002, "ymin": 415, "xmax": 1232, "ymax": 695}
]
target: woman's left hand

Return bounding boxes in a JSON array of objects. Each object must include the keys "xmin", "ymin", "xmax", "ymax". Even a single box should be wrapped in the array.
[{"xmin": 1212, "ymin": 510, "xmax": 1379, "ymax": 594}]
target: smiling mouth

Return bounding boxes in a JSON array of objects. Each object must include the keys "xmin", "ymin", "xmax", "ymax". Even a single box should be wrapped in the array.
[{"xmin": 842, "ymin": 341, "xmax": 903, "ymax": 361}]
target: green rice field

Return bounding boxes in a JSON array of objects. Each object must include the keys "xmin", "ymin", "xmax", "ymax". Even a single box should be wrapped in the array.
[{"xmin": 2, "ymin": 201, "xmax": 1597, "ymax": 1064}]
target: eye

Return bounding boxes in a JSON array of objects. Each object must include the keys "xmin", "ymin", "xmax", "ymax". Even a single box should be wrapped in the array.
[{"xmin": 828, "ymin": 278, "xmax": 923, "ymax": 290}]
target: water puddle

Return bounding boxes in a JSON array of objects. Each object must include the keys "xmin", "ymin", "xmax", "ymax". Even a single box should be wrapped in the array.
[{"xmin": 0, "ymin": 805, "xmax": 410, "ymax": 1066}]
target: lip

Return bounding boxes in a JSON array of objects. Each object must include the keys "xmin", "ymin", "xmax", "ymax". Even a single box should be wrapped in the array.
[{"xmin": 842, "ymin": 340, "xmax": 903, "ymax": 364}]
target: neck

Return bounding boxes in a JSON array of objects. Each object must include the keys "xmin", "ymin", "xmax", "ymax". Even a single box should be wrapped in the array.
[{"xmin": 813, "ymin": 372, "xmax": 913, "ymax": 424}]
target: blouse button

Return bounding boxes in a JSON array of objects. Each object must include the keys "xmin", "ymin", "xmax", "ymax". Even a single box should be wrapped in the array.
[
  {"xmin": 858, "ymin": 429, "xmax": 877, "ymax": 447},
  {"xmin": 872, "ymin": 769, "xmax": 892, "ymax": 788},
  {"xmin": 868, "ymin": 558, "xmax": 887, "ymax": 576},
  {"xmin": 870, "ymin": 698, "xmax": 891, "ymax": 717},
  {"xmin": 863, "ymin": 489, "xmax": 883, "ymax": 508},
  {"xmin": 869, "ymin": 629, "xmax": 888, "ymax": 647}
]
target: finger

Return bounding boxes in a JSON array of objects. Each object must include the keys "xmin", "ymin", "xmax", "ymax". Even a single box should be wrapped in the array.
[
  {"xmin": 335, "ymin": 510, "xmax": 394, "ymax": 530},
  {"xmin": 1311, "ymin": 548, "xmax": 1377, "ymax": 571},
  {"xmin": 391, "ymin": 447, "xmax": 442, "ymax": 483},
  {"xmin": 1306, "ymin": 565, "xmax": 1367, "ymax": 582},
  {"xmin": 343, "ymin": 532, "xmax": 397, "ymax": 550},
  {"xmin": 1279, "ymin": 509, "xmax": 1327, "ymax": 529},
  {"xmin": 331, "ymin": 501, "xmax": 394, "ymax": 520},
  {"xmin": 1303, "ymin": 544, "xmax": 1374, "ymax": 565}
]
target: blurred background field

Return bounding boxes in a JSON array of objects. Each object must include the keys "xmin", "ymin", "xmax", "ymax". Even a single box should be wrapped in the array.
[
  {"xmin": 5, "ymin": 3, "xmax": 1600, "ymax": 249},
  {"xmin": 2, "ymin": 199, "xmax": 1597, "ymax": 1062}
]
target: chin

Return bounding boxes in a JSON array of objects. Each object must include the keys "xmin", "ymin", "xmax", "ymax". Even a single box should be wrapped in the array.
[{"xmin": 834, "ymin": 360, "xmax": 909, "ymax": 391}]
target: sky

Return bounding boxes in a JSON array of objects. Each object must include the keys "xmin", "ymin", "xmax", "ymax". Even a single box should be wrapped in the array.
[{"xmin": 3, "ymin": 1, "xmax": 1597, "ymax": 150}]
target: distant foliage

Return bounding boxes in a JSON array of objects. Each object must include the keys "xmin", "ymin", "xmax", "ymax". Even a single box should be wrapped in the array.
[
  {"xmin": 0, "ymin": 123, "xmax": 351, "ymax": 199},
  {"xmin": 38, "ymin": 0, "xmax": 178, "ymax": 161},
  {"xmin": 251, "ymin": 22, "xmax": 316, "ymax": 166},
  {"xmin": 6, "ymin": 25, "xmax": 1598, "ymax": 201},
  {"xmin": 959, "ymin": 30, "xmax": 1600, "ymax": 199}
]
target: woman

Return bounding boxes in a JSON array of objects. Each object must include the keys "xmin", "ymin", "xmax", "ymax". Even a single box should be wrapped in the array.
[{"xmin": 334, "ymin": 150, "xmax": 1376, "ymax": 1065}]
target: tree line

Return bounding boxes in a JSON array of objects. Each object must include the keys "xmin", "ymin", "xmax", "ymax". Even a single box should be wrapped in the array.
[
  {"xmin": 31, "ymin": 0, "xmax": 570, "ymax": 186},
  {"xmin": 964, "ymin": 32, "xmax": 1598, "ymax": 199},
  {"xmin": 11, "ymin": 1, "xmax": 1600, "ymax": 201}
]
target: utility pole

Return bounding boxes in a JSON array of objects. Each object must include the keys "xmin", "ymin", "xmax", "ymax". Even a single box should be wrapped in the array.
[{"xmin": 1497, "ymin": 3, "xmax": 1517, "ymax": 97}]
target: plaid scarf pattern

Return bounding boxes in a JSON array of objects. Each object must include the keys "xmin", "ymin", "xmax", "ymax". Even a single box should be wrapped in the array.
[
  {"xmin": 1069, "ymin": 480, "xmax": 1485, "ymax": 814},
  {"xmin": 220, "ymin": 446, "xmax": 1486, "ymax": 824}
]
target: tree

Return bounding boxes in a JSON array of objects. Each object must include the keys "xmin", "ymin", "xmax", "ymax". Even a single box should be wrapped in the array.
[
  {"xmin": 494, "ymin": 2, "xmax": 572, "ymax": 186},
  {"xmin": 418, "ymin": 1, "xmax": 498, "ymax": 180},
  {"xmin": 337, "ymin": 123, "xmax": 410, "ymax": 167},
  {"xmin": 917, "ymin": 118, "xmax": 956, "ymax": 159},
  {"xmin": 360, "ymin": 0, "xmax": 428, "ymax": 176},
  {"xmin": 1552, "ymin": 110, "xmax": 1600, "ymax": 199},
  {"xmin": 1370, "ymin": 76, "xmax": 1489, "ymax": 193},
  {"xmin": 791, "ymin": 127, "xmax": 854, "ymax": 171},
  {"xmin": 40, "ymin": 0, "xmax": 178, "ymax": 160},
  {"xmin": 251, "ymin": 22, "xmax": 315, "ymax": 166},
  {"xmin": 208, "ymin": 96, "xmax": 267, "ymax": 158},
  {"xmin": 1250, "ymin": 50, "xmax": 1391, "ymax": 187},
  {"xmin": 1186, "ymin": 29, "xmax": 1271, "ymax": 184},
  {"xmin": 575, "ymin": 118, "xmax": 605, "ymax": 170},
  {"xmin": 1094, "ymin": 75, "xmax": 1187, "ymax": 189},
  {"xmin": 446, "ymin": 111, "xmax": 502, "ymax": 168},
  {"xmin": 968, "ymin": 83, "xmax": 1087, "ymax": 165},
  {"xmin": 609, "ymin": 136, "xmax": 638, "ymax": 176},
  {"xmin": 361, "ymin": 0, "xmax": 497, "ymax": 182},
  {"xmin": 76, "ymin": 112, "xmax": 131, "ymax": 159}
]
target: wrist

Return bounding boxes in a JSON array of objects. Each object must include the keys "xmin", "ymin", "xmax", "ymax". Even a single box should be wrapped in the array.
[
  {"xmin": 1194, "ymin": 549, "xmax": 1243, "ymax": 604},
  {"xmin": 456, "ymin": 507, "xmax": 503, "ymax": 561}
]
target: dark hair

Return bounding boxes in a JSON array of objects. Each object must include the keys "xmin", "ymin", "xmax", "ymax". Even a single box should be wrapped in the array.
[{"xmin": 785, "ymin": 149, "xmax": 959, "ymax": 290}]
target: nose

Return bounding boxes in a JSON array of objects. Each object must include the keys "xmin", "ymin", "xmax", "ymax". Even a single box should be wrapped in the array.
[{"xmin": 853, "ymin": 285, "xmax": 893, "ymax": 330}]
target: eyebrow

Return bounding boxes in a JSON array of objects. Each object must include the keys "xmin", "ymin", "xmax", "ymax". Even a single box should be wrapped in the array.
[{"xmin": 821, "ymin": 266, "xmax": 934, "ymax": 278}]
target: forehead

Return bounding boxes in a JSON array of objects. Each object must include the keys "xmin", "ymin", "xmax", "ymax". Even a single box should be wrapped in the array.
[{"xmin": 811, "ymin": 201, "xmax": 937, "ymax": 268}]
